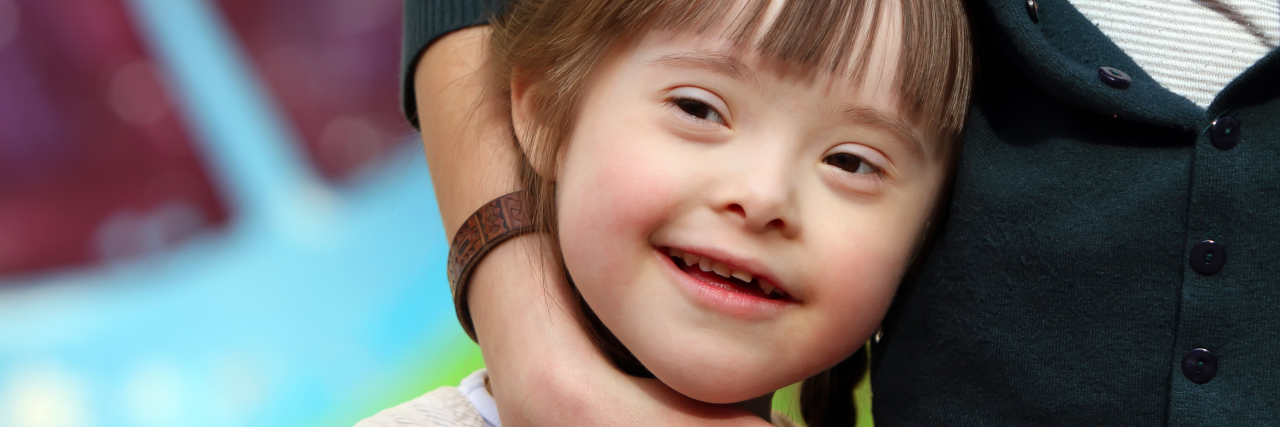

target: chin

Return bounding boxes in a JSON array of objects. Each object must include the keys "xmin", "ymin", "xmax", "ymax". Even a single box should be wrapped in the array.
[
  {"xmin": 635, "ymin": 330, "xmax": 863, "ymax": 404},
  {"xmin": 646, "ymin": 359, "xmax": 794, "ymax": 404},
  {"xmin": 666, "ymin": 375, "xmax": 785, "ymax": 404}
]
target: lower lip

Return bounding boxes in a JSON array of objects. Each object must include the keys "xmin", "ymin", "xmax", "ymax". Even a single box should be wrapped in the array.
[{"xmin": 654, "ymin": 248, "xmax": 791, "ymax": 320}]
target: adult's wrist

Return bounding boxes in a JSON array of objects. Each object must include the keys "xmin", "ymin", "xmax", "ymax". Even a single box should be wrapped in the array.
[
  {"xmin": 448, "ymin": 191, "xmax": 534, "ymax": 341},
  {"xmin": 465, "ymin": 232, "xmax": 588, "ymax": 425}
]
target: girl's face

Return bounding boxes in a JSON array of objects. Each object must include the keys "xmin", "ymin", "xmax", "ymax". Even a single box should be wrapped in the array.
[{"xmin": 540, "ymin": 9, "xmax": 952, "ymax": 404}]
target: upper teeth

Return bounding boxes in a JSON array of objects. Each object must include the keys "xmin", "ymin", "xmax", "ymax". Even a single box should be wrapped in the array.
[{"xmin": 668, "ymin": 248, "xmax": 782, "ymax": 297}]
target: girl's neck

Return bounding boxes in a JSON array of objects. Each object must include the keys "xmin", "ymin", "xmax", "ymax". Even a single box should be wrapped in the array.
[{"xmin": 736, "ymin": 392, "xmax": 775, "ymax": 420}]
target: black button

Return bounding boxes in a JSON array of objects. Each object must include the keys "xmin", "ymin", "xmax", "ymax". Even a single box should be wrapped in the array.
[
  {"xmin": 1098, "ymin": 67, "xmax": 1131, "ymax": 89},
  {"xmin": 1026, "ymin": 0, "xmax": 1040, "ymax": 23},
  {"xmin": 1182, "ymin": 348, "xmax": 1218, "ymax": 384},
  {"xmin": 1190, "ymin": 240, "xmax": 1226, "ymax": 275},
  {"xmin": 1210, "ymin": 116, "xmax": 1240, "ymax": 150}
]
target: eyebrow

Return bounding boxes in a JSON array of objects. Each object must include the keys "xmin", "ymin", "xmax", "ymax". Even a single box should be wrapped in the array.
[
  {"xmin": 646, "ymin": 52, "xmax": 759, "ymax": 86},
  {"xmin": 840, "ymin": 106, "xmax": 926, "ymax": 162}
]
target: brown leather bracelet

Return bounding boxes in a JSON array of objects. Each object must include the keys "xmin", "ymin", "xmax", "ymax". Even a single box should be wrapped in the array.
[{"xmin": 447, "ymin": 191, "xmax": 535, "ymax": 342}]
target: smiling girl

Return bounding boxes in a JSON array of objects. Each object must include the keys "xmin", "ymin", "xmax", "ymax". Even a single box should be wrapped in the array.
[{"xmin": 362, "ymin": 0, "xmax": 970, "ymax": 425}]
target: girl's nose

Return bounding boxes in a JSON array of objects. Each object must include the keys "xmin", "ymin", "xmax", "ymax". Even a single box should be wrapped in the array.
[
  {"xmin": 714, "ymin": 162, "xmax": 799, "ymax": 237},
  {"xmin": 724, "ymin": 201, "xmax": 789, "ymax": 234}
]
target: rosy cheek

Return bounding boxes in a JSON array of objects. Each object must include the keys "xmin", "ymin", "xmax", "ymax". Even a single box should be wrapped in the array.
[
  {"xmin": 557, "ymin": 127, "xmax": 682, "ymax": 280},
  {"xmin": 804, "ymin": 222, "xmax": 913, "ymax": 341}
]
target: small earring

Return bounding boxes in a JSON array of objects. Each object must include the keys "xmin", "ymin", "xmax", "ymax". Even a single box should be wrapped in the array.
[{"xmin": 873, "ymin": 328, "xmax": 884, "ymax": 343}]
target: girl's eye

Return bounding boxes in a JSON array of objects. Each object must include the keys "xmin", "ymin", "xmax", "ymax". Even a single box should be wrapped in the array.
[
  {"xmin": 823, "ymin": 152, "xmax": 878, "ymax": 175},
  {"xmin": 673, "ymin": 98, "xmax": 725, "ymax": 125}
]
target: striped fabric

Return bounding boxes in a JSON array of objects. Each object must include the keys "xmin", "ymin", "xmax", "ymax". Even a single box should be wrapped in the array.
[{"xmin": 1069, "ymin": 0, "xmax": 1280, "ymax": 108}]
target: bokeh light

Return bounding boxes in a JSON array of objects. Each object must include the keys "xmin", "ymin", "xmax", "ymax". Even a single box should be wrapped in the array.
[{"xmin": 0, "ymin": 1, "xmax": 481, "ymax": 426}]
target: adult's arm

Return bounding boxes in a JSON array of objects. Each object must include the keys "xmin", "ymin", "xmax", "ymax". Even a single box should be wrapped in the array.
[{"xmin": 410, "ymin": 22, "xmax": 771, "ymax": 427}]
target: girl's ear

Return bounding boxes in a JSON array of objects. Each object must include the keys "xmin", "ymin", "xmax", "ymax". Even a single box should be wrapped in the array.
[{"xmin": 510, "ymin": 76, "xmax": 557, "ymax": 180}]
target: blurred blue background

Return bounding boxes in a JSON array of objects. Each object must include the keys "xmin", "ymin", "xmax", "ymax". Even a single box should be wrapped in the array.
[{"xmin": 0, "ymin": 0, "xmax": 482, "ymax": 426}]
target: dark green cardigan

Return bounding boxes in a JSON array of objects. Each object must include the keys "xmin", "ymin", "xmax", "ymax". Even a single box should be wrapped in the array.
[{"xmin": 402, "ymin": 0, "xmax": 1280, "ymax": 424}]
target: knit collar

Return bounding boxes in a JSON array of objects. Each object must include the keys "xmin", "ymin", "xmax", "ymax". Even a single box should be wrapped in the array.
[{"xmin": 970, "ymin": 0, "xmax": 1280, "ymax": 128}]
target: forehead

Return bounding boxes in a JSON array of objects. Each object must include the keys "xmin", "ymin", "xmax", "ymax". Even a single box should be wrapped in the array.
[
  {"xmin": 648, "ymin": 0, "xmax": 905, "ymax": 86},
  {"xmin": 636, "ymin": 28, "xmax": 908, "ymax": 118},
  {"xmin": 626, "ymin": 0, "xmax": 969, "ymax": 141}
]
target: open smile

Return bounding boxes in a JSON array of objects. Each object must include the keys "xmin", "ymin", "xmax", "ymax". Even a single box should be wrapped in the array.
[
  {"xmin": 666, "ymin": 247, "xmax": 788, "ymax": 299},
  {"xmin": 655, "ymin": 246, "xmax": 795, "ymax": 319}
]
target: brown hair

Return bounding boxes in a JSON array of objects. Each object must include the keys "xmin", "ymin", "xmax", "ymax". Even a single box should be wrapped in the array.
[{"xmin": 487, "ymin": 0, "xmax": 971, "ymax": 424}]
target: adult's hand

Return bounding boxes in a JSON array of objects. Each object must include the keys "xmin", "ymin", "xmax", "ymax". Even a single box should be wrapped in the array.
[{"xmin": 413, "ymin": 26, "xmax": 771, "ymax": 426}]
